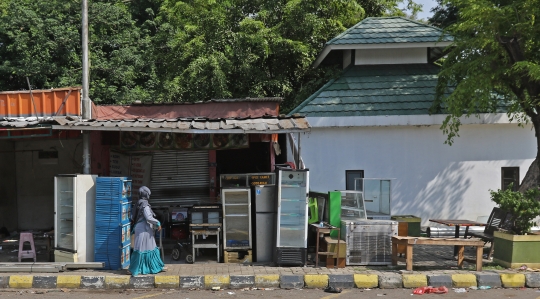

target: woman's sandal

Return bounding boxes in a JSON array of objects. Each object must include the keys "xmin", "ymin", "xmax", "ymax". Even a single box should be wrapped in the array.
[{"xmin": 161, "ymin": 266, "xmax": 168, "ymax": 272}]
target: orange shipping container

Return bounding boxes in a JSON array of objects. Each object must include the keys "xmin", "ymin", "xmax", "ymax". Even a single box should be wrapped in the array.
[{"xmin": 0, "ymin": 87, "xmax": 81, "ymax": 117}]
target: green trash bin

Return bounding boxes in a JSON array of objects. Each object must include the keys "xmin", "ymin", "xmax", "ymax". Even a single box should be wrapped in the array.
[{"xmin": 391, "ymin": 215, "xmax": 421, "ymax": 237}]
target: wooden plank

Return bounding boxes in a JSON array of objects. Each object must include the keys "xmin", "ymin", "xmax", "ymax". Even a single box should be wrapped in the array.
[
  {"xmin": 392, "ymin": 236, "xmax": 483, "ymax": 246},
  {"xmin": 476, "ymin": 246, "xmax": 483, "ymax": 271},
  {"xmin": 224, "ymin": 250, "xmax": 252, "ymax": 264},
  {"xmin": 392, "ymin": 241, "xmax": 398, "ymax": 266},
  {"xmin": 457, "ymin": 246, "xmax": 464, "ymax": 268},
  {"xmin": 406, "ymin": 245, "xmax": 413, "ymax": 271}
]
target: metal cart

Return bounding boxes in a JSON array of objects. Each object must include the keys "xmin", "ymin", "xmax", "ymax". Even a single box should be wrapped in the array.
[{"xmin": 190, "ymin": 223, "xmax": 221, "ymax": 263}]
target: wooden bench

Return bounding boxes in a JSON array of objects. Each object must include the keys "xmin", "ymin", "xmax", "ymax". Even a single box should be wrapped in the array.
[
  {"xmin": 464, "ymin": 207, "xmax": 512, "ymax": 259},
  {"xmin": 391, "ymin": 236, "xmax": 485, "ymax": 271}
]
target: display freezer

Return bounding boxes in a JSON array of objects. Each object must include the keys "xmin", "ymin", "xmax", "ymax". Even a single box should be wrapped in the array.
[
  {"xmin": 275, "ymin": 168, "xmax": 309, "ymax": 266},
  {"xmin": 340, "ymin": 218, "xmax": 398, "ymax": 265},
  {"xmin": 54, "ymin": 174, "xmax": 97, "ymax": 262}
]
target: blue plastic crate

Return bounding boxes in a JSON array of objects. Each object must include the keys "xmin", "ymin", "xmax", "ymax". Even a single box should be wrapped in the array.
[
  {"xmin": 94, "ymin": 244, "xmax": 130, "ymax": 270},
  {"xmin": 95, "ymin": 177, "xmax": 132, "ymax": 270},
  {"xmin": 96, "ymin": 177, "xmax": 132, "ymax": 201}
]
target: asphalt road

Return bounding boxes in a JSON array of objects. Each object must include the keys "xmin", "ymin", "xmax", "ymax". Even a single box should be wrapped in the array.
[{"xmin": 0, "ymin": 288, "xmax": 539, "ymax": 299}]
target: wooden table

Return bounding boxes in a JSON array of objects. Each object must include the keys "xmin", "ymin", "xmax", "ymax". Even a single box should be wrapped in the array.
[
  {"xmin": 429, "ymin": 219, "xmax": 486, "ymax": 255},
  {"xmin": 310, "ymin": 224, "xmax": 341, "ymax": 268},
  {"xmin": 392, "ymin": 236, "xmax": 484, "ymax": 271}
]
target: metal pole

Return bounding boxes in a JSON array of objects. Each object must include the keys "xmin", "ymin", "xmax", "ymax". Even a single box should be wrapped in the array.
[
  {"xmin": 298, "ymin": 133, "xmax": 302, "ymax": 169},
  {"xmin": 82, "ymin": 0, "xmax": 90, "ymax": 119},
  {"xmin": 82, "ymin": 0, "xmax": 91, "ymax": 174},
  {"xmin": 296, "ymin": 133, "xmax": 301, "ymax": 169},
  {"xmin": 25, "ymin": 77, "xmax": 39, "ymax": 120}
]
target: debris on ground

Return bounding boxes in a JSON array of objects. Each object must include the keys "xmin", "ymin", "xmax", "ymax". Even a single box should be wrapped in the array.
[
  {"xmin": 453, "ymin": 288, "xmax": 467, "ymax": 293},
  {"xmin": 412, "ymin": 286, "xmax": 448, "ymax": 295},
  {"xmin": 323, "ymin": 286, "xmax": 342, "ymax": 293}
]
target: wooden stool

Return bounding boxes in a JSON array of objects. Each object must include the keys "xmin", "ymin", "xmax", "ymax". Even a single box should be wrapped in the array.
[{"xmin": 18, "ymin": 232, "xmax": 37, "ymax": 262}]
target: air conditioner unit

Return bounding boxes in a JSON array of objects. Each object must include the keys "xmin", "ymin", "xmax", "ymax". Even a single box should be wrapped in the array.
[{"xmin": 340, "ymin": 218, "xmax": 398, "ymax": 265}]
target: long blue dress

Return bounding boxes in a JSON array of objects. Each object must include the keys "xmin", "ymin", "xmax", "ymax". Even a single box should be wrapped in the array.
[{"xmin": 129, "ymin": 205, "xmax": 164, "ymax": 276}]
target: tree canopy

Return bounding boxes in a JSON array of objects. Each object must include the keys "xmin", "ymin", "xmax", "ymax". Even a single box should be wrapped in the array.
[
  {"xmin": 428, "ymin": 0, "xmax": 457, "ymax": 28},
  {"xmin": 0, "ymin": 0, "xmax": 420, "ymax": 110},
  {"xmin": 0, "ymin": 0, "xmax": 158, "ymax": 103},
  {"xmin": 431, "ymin": 0, "xmax": 540, "ymax": 190}
]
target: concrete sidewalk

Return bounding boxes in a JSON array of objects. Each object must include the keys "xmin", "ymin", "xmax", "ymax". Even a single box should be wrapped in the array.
[{"xmin": 0, "ymin": 244, "xmax": 537, "ymax": 290}]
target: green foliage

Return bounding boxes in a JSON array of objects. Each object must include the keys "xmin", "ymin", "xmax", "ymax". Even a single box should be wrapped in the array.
[
  {"xmin": 0, "ymin": 0, "xmax": 157, "ymax": 104},
  {"xmin": 428, "ymin": 0, "xmax": 458, "ymax": 28},
  {"xmin": 490, "ymin": 185, "xmax": 540, "ymax": 235},
  {"xmin": 0, "ymin": 0, "xmax": 419, "ymax": 106},
  {"xmin": 152, "ymin": 0, "xmax": 421, "ymax": 109},
  {"xmin": 432, "ymin": 0, "xmax": 540, "ymax": 145}
]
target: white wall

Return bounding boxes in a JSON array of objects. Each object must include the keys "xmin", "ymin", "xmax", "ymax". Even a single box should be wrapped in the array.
[
  {"xmin": 355, "ymin": 48, "xmax": 427, "ymax": 65},
  {"xmin": 14, "ymin": 138, "xmax": 83, "ymax": 230},
  {"xmin": 298, "ymin": 122, "xmax": 536, "ymax": 225}
]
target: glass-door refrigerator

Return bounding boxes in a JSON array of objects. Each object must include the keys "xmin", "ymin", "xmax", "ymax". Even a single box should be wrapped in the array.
[
  {"xmin": 222, "ymin": 188, "xmax": 252, "ymax": 250},
  {"xmin": 274, "ymin": 167, "xmax": 309, "ymax": 266}
]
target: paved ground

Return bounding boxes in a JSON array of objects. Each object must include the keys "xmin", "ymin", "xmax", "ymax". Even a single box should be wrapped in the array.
[
  {"xmin": 1, "ymin": 288, "xmax": 540, "ymax": 299},
  {"xmin": 0, "ymin": 241, "xmax": 513, "ymax": 276}
]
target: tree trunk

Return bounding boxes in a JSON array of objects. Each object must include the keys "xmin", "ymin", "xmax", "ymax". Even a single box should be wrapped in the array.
[
  {"xmin": 518, "ymin": 116, "xmax": 540, "ymax": 193},
  {"xmin": 518, "ymin": 158, "xmax": 540, "ymax": 192}
]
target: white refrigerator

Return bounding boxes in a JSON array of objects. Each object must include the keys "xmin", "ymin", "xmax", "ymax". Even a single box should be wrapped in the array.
[{"xmin": 54, "ymin": 174, "xmax": 97, "ymax": 262}]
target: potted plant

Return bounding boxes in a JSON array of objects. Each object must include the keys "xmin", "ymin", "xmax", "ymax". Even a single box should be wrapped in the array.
[{"xmin": 490, "ymin": 185, "xmax": 540, "ymax": 268}]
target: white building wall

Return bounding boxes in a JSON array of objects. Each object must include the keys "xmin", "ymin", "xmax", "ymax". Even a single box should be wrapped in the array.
[
  {"xmin": 297, "ymin": 122, "xmax": 536, "ymax": 226},
  {"xmin": 14, "ymin": 138, "xmax": 83, "ymax": 230},
  {"xmin": 355, "ymin": 48, "xmax": 427, "ymax": 65}
]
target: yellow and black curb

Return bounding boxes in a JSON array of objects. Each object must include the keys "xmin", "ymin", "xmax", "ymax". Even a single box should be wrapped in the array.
[{"xmin": 1, "ymin": 273, "xmax": 540, "ymax": 289}]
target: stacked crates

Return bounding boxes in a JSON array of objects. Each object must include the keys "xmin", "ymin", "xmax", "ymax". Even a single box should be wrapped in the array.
[{"xmin": 95, "ymin": 177, "xmax": 132, "ymax": 270}]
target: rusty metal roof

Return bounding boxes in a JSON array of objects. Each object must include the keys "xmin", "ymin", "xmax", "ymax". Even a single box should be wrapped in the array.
[
  {"xmin": 0, "ymin": 115, "xmax": 306, "ymax": 133},
  {"xmin": 102, "ymin": 97, "xmax": 284, "ymax": 106}
]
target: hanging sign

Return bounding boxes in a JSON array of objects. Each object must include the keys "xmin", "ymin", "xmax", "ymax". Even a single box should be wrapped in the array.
[{"xmin": 109, "ymin": 151, "xmax": 152, "ymax": 198}]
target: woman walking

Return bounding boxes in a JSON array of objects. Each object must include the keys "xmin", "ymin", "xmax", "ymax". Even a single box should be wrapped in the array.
[{"xmin": 129, "ymin": 186, "xmax": 166, "ymax": 276}]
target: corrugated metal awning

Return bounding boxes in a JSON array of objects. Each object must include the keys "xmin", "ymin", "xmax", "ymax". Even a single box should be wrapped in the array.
[{"xmin": 47, "ymin": 116, "xmax": 310, "ymax": 134}]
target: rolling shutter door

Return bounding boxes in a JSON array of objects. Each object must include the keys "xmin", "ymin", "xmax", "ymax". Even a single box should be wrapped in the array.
[{"xmin": 150, "ymin": 150, "xmax": 209, "ymax": 206}]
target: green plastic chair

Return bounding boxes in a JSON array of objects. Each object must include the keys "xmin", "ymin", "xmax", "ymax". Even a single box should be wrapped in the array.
[{"xmin": 308, "ymin": 197, "xmax": 319, "ymax": 224}]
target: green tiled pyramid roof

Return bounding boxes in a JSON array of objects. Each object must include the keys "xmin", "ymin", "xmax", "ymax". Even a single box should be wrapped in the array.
[
  {"xmin": 327, "ymin": 17, "xmax": 453, "ymax": 45},
  {"xmin": 290, "ymin": 64, "xmax": 442, "ymax": 117}
]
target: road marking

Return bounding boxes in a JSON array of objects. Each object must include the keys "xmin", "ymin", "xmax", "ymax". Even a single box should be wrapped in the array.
[{"xmin": 320, "ymin": 289, "xmax": 350, "ymax": 299}]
